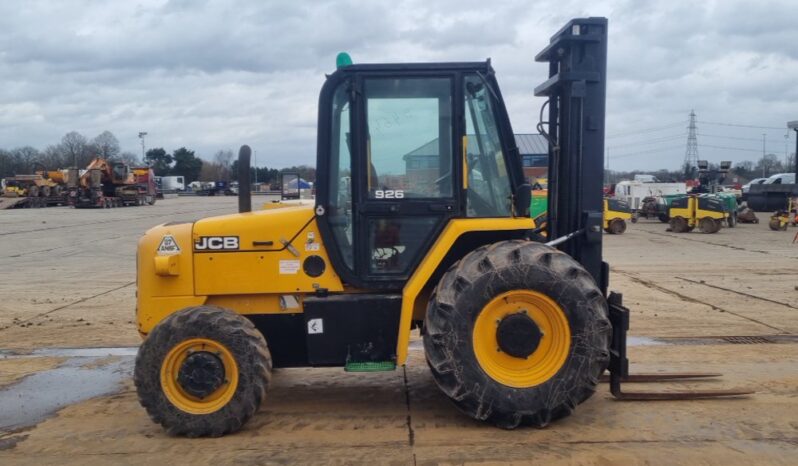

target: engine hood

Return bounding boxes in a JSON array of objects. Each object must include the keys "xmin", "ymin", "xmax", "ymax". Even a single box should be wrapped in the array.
[{"xmin": 192, "ymin": 204, "xmax": 315, "ymax": 252}]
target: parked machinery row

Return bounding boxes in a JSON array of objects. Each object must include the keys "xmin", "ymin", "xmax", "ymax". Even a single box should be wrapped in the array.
[
  {"xmin": 66, "ymin": 158, "xmax": 156, "ymax": 208},
  {"xmin": 1, "ymin": 159, "xmax": 157, "ymax": 209},
  {"xmin": 1, "ymin": 169, "xmax": 70, "ymax": 208}
]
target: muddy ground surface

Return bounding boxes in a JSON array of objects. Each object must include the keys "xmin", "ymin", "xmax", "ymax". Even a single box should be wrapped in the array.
[{"xmin": 0, "ymin": 198, "xmax": 796, "ymax": 465}]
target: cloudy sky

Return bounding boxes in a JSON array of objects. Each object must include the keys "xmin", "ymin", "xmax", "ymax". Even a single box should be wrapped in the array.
[{"xmin": 1, "ymin": 0, "xmax": 796, "ymax": 171}]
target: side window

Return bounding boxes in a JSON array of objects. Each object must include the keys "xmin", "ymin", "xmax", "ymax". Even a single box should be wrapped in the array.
[
  {"xmin": 464, "ymin": 75, "xmax": 512, "ymax": 217},
  {"xmin": 364, "ymin": 78, "xmax": 453, "ymax": 199},
  {"xmin": 328, "ymin": 83, "xmax": 354, "ymax": 269}
]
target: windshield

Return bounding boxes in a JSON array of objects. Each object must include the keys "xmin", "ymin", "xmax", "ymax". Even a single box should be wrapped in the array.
[
  {"xmin": 764, "ymin": 174, "xmax": 794, "ymax": 184},
  {"xmin": 463, "ymin": 74, "xmax": 512, "ymax": 217}
]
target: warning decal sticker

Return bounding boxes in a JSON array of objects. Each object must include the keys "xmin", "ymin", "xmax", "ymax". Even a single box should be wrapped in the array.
[
  {"xmin": 279, "ymin": 259, "xmax": 300, "ymax": 274},
  {"xmin": 157, "ymin": 235, "xmax": 181, "ymax": 255}
]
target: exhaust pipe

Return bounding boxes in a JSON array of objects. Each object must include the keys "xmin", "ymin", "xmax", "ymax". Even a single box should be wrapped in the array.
[{"xmin": 238, "ymin": 145, "xmax": 252, "ymax": 213}]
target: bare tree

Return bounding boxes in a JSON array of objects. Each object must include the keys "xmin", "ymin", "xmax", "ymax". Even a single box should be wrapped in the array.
[
  {"xmin": 117, "ymin": 151, "xmax": 140, "ymax": 166},
  {"xmin": 755, "ymin": 153, "xmax": 783, "ymax": 178},
  {"xmin": 8, "ymin": 146, "xmax": 41, "ymax": 173},
  {"xmin": 39, "ymin": 145, "xmax": 67, "ymax": 170},
  {"xmin": 61, "ymin": 131, "xmax": 90, "ymax": 167},
  {"xmin": 199, "ymin": 161, "xmax": 221, "ymax": 181},
  {"xmin": 212, "ymin": 149, "xmax": 233, "ymax": 181},
  {"xmin": 0, "ymin": 148, "xmax": 28, "ymax": 178},
  {"xmin": 93, "ymin": 131, "xmax": 121, "ymax": 159},
  {"xmin": 214, "ymin": 149, "xmax": 234, "ymax": 167}
]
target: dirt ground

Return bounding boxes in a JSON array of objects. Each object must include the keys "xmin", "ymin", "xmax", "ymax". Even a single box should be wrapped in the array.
[{"xmin": 1, "ymin": 198, "xmax": 796, "ymax": 465}]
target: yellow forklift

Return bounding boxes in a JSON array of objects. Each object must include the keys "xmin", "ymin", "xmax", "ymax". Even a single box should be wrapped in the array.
[
  {"xmin": 668, "ymin": 195, "xmax": 727, "ymax": 233},
  {"xmin": 132, "ymin": 18, "xmax": 749, "ymax": 437},
  {"xmin": 604, "ymin": 198, "xmax": 632, "ymax": 234}
]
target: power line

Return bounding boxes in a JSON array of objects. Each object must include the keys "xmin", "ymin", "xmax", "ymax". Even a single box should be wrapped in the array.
[
  {"xmin": 697, "ymin": 133, "xmax": 763, "ymax": 142},
  {"xmin": 606, "ymin": 121, "xmax": 685, "ymax": 139},
  {"xmin": 697, "ymin": 120, "xmax": 785, "ymax": 130},
  {"xmin": 607, "ymin": 134, "xmax": 685, "ymax": 149},
  {"xmin": 697, "ymin": 143, "xmax": 763, "ymax": 154},
  {"xmin": 609, "ymin": 145, "xmax": 682, "ymax": 159}
]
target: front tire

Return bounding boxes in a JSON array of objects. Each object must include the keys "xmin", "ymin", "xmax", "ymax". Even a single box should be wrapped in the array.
[
  {"xmin": 699, "ymin": 217, "xmax": 719, "ymax": 234},
  {"xmin": 135, "ymin": 306, "xmax": 272, "ymax": 437},
  {"xmin": 670, "ymin": 216, "xmax": 689, "ymax": 233},
  {"xmin": 608, "ymin": 218, "xmax": 626, "ymax": 234},
  {"xmin": 423, "ymin": 240, "xmax": 611, "ymax": 429}
]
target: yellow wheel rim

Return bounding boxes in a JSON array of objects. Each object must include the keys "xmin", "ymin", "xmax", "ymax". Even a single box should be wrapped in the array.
[
  {"xmin": 160, "ymin": 338, "xmax": 239, "ymax": 415},
  {"xmin": 472, "ymin": 290, "xmax": 571, "ymax": 388}
]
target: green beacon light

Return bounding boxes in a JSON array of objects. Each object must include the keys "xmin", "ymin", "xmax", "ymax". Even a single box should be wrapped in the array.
[{"xmin": 336, "ymin": 52, "xmax": 353, "ymax": 69}]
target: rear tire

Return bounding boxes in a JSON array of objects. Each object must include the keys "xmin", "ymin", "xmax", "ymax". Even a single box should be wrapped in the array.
[
  {"xmin": 699, "ymin": 217, "xmax": 718, "ymax": 233},
  {"xmin": 135, "ymin": 306, "xmax": 272, "ymax": 437},
  {"xmin": 669, "ymin": 216, "xmax": 688, "ymax": 233},
  {"xmin": 423, "ymin": 240, "xmax": 611, "ymax": 429},
  {"xmin": 609, "ymin": 218, "xmax": 626, "ymax": 234}
]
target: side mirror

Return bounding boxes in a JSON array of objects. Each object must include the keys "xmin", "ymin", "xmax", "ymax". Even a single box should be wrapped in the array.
[
  {"xmin": 281, "ymin": 173, "xmax": 301, "ymax": 200},
  {"xmin": 515, "ymin": 183, "xmax": 532, "ymax": 217}
]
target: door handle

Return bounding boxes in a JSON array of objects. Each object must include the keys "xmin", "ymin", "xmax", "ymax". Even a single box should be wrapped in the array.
[
  {"xmin": 361, "ymin": 203, "xmax": 400, "ymax": 214},
  {"xmin": 428, "ymin": 203, "xmax": 454, "ymax": 212},
  {"xmin": 252, "ymin": 241, "xmax": 274, "ymax": 246}
]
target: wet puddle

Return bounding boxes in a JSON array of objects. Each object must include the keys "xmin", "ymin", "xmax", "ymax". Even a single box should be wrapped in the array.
[{"xmin": 0, "ymin": 347, "xmax": 138, "ymax": 431}]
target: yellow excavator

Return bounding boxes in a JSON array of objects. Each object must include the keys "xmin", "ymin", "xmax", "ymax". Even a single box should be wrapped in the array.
[{"xmin": 68, "ymin": 158, "xmax": 156, "ymax": 208}]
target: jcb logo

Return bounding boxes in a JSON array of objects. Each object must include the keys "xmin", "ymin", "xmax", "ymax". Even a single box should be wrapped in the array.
[{"xmin": 194, "ymin": 236, "xmax": 239, "ymax": 251}]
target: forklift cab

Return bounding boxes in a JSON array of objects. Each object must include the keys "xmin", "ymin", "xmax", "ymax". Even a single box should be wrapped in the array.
[{"xmin": 315, "ymin": 61, "xmax": 531, "ymax": 290}]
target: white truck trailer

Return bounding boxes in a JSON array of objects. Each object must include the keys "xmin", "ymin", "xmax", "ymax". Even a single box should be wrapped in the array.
[{"xmin": 614, "ymin": 180, "xmax": 687, "ymax": 211}]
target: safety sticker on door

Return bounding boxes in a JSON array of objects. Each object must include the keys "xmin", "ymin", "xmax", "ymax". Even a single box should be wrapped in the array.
[
  {"xmin": 307, "ymin": 318, "xmax": 324, "ymax": 334},
  {"xmin": 279, "ymin": 259, "xmax": 300, "ymax": 274}
]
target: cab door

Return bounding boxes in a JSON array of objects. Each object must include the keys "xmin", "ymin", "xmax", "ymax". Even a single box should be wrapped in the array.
[{"xmin": 354, "ymin": 75, "xmax": 459, "ymax": 288}]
